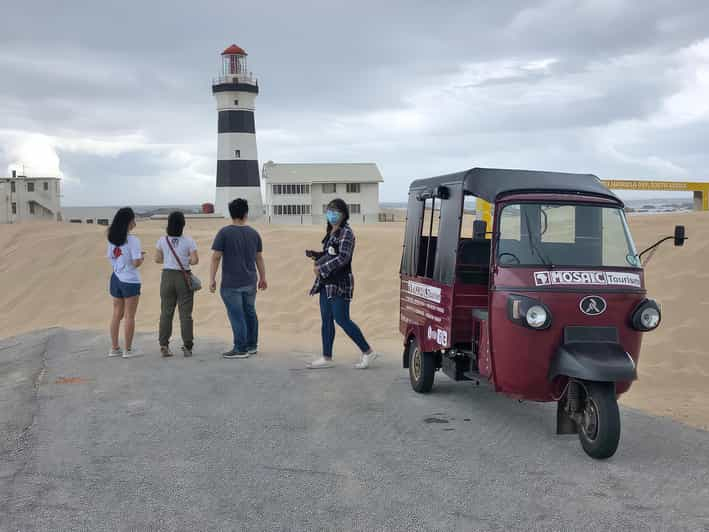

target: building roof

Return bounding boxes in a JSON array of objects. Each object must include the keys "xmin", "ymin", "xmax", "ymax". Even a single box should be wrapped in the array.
[
  {"xmin": 1, "ymin": 176, "xmax": 60, "ymax": 181},
  {"xmin": 222, "ymin": 44, "xmax": 247, "ymax": 56},
  {"xmin": 262, "ymin": 162, "xmax": 383, "ymax": 184},
  {"xmin": 409, "ymin": 167, "xmax": 620, "ymax": 205}
]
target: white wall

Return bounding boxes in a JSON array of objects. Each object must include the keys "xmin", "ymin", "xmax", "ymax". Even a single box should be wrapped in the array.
[
  {"xmin": 215, "ymin": 186, "xmax": 265, "ymax": 219},
  {"xmin": 0, "ymin": 182, "xmax": 8, "ymax": 223},
  {"xmin": 214, "ymin": 91, "xmax": 257, "ymax": 111},
  {"xmin": 217, "ymin": 133, "xmax": 259, "ymax": 160}
]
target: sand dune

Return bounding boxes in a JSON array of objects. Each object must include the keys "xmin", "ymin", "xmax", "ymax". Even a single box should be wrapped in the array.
[{"xmin": 0, "ymin": 212, "xmax": 707, "ymax": 429}]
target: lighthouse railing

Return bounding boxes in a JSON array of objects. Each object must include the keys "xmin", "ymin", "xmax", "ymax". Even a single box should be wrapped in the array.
[{"xmin": 212, "ymin": 73, "xmax": 257, "ymax": 85}]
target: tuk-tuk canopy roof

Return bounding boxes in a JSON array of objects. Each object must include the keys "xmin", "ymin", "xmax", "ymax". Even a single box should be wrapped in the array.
[{"xmin": 409, "ymin": 167, "xmax": 622, "ymax": 205}]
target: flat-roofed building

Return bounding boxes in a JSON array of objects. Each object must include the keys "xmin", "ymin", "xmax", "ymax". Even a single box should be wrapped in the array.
[
  {"xmin": 262, "ymin": 162, "xmax": 383, "ymax": 224},
  {"xmin": 0, "ymin": 172, "xmax": 61, "ymax": 223}
]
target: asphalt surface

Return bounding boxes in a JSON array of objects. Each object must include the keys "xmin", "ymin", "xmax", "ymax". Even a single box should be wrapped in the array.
[{"xmin": 1, "ymin": 328, "xmax": 708, "ymax": 531}]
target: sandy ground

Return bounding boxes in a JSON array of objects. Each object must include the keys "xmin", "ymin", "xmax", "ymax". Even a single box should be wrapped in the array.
[{"xmin": 0, "ymin": 212, "xmax": 707, "ymax": 429}]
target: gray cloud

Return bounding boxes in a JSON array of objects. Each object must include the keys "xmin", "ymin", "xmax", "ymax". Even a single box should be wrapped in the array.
[{"xmin": 1, "ymin": 0, "xmax": 708, "ymax": 203}]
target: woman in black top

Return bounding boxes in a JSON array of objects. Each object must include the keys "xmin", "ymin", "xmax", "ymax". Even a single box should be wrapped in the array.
[{"xmin": 307, "ymin": 198, "xmax": 377, "ymax": 369}]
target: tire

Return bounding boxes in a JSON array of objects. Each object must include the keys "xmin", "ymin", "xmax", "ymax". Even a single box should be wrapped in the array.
[
  {"xmin": 578, "ymin": 382, "xmax": 621, "ymax": 459},
  {"xmin": 408, "ymin": 338, "xmax": 435, "ymax": 393}
]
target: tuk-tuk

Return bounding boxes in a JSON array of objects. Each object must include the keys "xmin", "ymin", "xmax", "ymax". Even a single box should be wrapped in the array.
[{"xmin": 399, "ymin": 167, "xmax": 686, "ymax": 459}]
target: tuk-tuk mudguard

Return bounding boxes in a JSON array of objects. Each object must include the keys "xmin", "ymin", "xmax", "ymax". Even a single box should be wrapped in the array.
[{"xmin": 548, "ymin": 342, "xmax": 637, "ymax": 383}]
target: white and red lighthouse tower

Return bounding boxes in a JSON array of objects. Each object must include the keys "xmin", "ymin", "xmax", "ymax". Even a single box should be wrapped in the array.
[{"xmin": 212, "ymin": 44, "xmax": 263, "ymax": 218}]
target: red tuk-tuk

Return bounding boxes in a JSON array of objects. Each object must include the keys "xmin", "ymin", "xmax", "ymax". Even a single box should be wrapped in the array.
[{"xmin": 400, "ymin": 168, "xmax": 686, "ymax": 459}]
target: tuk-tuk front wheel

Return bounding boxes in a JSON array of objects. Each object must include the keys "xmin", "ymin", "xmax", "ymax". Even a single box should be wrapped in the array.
[
  {"xmin": 408, "ymin": 338, "xmax": 435, "ymax": 393},
  {"xmin": 577, "ymin": 382, "xmax": 620, "ymax": 460}
]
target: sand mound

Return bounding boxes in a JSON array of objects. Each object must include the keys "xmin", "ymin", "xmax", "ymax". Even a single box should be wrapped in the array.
[{"xmin": 0, "ymin": 212, "xmax": 707, "ymax": 429}]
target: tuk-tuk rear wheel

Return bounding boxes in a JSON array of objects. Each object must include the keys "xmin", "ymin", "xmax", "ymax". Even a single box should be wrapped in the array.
[
  {"xmin": 577, "ymin": 382, "xmax": 620, "ymax": 460},
  {"xmin": 408, "ymin": 339, "xmax": 435, "ymax": 393}
]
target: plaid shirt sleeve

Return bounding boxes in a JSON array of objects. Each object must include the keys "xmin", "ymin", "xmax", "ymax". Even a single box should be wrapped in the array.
[{"xmin": 317, "ymin": 226, "xmax": 355, "ymax": 278}]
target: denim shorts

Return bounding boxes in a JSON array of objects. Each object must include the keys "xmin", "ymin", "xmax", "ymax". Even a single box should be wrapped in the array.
[{"xmin": 109, "ymin": 273, "xmax": 141, "ymax": 298}]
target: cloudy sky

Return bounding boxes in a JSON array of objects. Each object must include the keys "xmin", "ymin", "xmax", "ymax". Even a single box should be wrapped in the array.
[{"xmin": 2, "ymin": 0, "xmax": 709, "ymax": 205}]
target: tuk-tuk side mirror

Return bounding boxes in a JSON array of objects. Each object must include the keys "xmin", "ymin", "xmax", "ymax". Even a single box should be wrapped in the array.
[{"xmin": 638, "ymin": 225, "xmax": 688, "ymax": 266}]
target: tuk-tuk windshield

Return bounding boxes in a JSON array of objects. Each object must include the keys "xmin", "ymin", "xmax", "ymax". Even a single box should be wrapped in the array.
[{"xmin": 497, "ymin": 203, "xmax": 640, "ymax": 268}]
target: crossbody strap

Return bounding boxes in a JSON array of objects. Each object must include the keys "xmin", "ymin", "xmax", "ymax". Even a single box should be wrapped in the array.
[{"xmin": 165, "ymin": 236, "xmax": 191, "ymax": 284}]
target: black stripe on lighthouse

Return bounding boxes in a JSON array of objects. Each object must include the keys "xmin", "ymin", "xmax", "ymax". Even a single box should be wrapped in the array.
[
  {"xmin": 218, "ymin": 110, "xmax": 255, "ymax": 133},
  {"xmin": 216, "ymin": 160, "xmax": 260, "ymax": 187}
]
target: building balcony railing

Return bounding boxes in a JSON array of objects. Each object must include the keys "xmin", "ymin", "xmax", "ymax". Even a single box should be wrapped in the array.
[{"xmin": 212, "ymin": 73, "xmax": 258, "ymax": 86}]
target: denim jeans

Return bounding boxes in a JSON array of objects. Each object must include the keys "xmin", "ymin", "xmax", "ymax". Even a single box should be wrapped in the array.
[
  {"xmin": 221, "ymin": 285, "xmax": 258, "ymax": 352},
  {"xmin": 319, "ymin": 291, "xmax": 371, "ymax": 359}
]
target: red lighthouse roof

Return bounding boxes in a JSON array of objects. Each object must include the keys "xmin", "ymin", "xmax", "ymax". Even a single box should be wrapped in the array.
[{"xmin": 222, "ymin": 44, "xmax": 247, "ymax": 56}]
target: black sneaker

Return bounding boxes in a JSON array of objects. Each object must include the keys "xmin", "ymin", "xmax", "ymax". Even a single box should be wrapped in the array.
[
  {"xmin": 182, "ymin": 346, "xmax": 193, "ymax": 357},
  {"xmin": 222, "ymin": 350, "xmax": 250, "ymax": 359}
]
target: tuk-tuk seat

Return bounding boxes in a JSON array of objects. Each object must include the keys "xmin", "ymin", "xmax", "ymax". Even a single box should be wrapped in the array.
[{"xmin": 457, "ymin": 220, "xmax": 490, "ymax": 285}]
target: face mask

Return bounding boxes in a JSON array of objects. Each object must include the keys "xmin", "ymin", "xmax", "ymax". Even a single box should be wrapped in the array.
[{"xmin": 326, "ymin": 210, "xmax": 342, "ymax": 224}]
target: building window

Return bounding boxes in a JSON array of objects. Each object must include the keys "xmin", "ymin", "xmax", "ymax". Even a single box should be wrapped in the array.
[
  {"xmin": 27, "ymin": 182, "xmax": 35, "ymax": 192},
  {"xmin": 234, "ymin": 99, "xmax": 239, "ymax": 106},
  {"xmin": 11, "ymin": 181, "xmax": 15, "ymax": 193},
  {"xmin": 29, "ymin": 203, "xmax": 35, "ymax": 215},
  {"xmin": 86, "ymin": 219, "xmax": 94, "ymax": 224},
  {"xmin": 235, "ymin": 150, "xmax": 241, "ymax": 158},
  {"xmin": 350, "ymin": 203, "xmax": 361, "ymax": 214},
  {"xmin": 97, "ymin": 219, "xmax": 109, "ymax": 226},
  {"xmin": 322, "ymin": 183, "xmax": 337, "ymax": 194},
  {"xmin": 70, "ymin": 219, "xmax": 82, "ymax": 223},
  {"xmin": 44, "ymin": 182, "xmax": 49, "ymax": 191},
  {"xmin": 11, "ymin": 202, "xmax": 16, "ymax": 214},
  {"xmin": 273, "ymin": 184, "xmax": 310, "ymax": 195},
  {"xmin": 273, "ymin": 204, "xmax": 311, "ymax": 216},
  {"xmin": 346, "ymin": 183, "xmax": 360, "ymax": 193}
]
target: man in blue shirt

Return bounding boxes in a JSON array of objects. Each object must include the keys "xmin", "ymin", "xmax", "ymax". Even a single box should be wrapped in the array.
[{"xmin": 210, "ymin": 199, "xmax": 267, "ymax": 358}]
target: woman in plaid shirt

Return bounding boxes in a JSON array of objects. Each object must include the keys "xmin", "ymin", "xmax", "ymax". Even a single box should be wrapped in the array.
[{"xmin": 307, "ymin": 199, "xmax": 378, "ymax": 369}]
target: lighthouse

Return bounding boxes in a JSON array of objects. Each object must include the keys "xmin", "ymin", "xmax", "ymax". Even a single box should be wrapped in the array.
[{"xmin": 212, "ymin": 44, "xmax": 263, "ymax": 218}]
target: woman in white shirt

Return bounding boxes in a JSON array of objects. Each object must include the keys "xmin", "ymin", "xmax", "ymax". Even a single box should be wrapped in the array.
[
  {"xmin": 155, "ymin": 211, "xmax": 199, "ymax": 357},
  {"xmin": 107, "ymin": 207, "xmax": 145, "ymax": 358}
]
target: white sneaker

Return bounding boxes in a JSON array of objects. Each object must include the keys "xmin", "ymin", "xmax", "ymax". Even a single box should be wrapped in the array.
[
  {"xmin": 122, "ymin": 348, "xmax": 143, "ymax": 359},
  {"xmin": 307, "ymin": 357, "xmax": 334, "ymax": 369},
  {"xmin": 354, "ymin": 352, "xmax": 379, "ymax": 369},
  {"xmin": 108, "ymin": 348, "xmax": 123, "ymax": 358}
]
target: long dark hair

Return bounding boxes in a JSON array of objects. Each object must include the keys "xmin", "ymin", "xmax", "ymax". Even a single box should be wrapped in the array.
[
  {"xmin": 166, "ymin": 211, "xmax": 185, "ymax": 237},
  {"xmin": 107, "ymin": 207, "xmax": 135, "ymax": 246},
  {"xmin": 322, "ymin": 198, "xmax": 350, "ymax": 243}
]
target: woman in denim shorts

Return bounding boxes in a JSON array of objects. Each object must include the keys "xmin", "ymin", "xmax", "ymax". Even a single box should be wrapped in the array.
[{"xmin": 106, "ymin": 207, "xmax": 145, "ymax": 358}]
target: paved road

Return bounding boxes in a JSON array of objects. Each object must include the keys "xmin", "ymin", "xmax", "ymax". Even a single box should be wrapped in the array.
[{"xmin": 1, "ymin": 329, "xmax": 708, "ymax": 531}]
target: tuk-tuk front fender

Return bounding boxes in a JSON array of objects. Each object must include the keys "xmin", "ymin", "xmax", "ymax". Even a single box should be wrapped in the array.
[{"xmin": 548, "ymin": 342, "xmax": 637, "ymax": 383}]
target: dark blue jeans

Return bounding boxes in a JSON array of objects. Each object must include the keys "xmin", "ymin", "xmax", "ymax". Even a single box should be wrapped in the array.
[
  {"xmin": 319, "ymin": 291, "xmax": 370, "ymax": 359},
  {"xmin": 221, "ymin": 285, "xmax": 258, "ymax": 352}
]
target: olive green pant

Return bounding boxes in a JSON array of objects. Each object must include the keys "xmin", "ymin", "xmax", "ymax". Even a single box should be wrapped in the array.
[{"xmin": 159, "ymin": 269, "xmax": 194, "ymax": 350}]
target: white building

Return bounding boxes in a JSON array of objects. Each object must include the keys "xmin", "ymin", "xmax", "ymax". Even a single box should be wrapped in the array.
[
  {"xmin": 262, "ymin": 162, "xmax": 383, "ymax": 224},
  {"xmin": 0, "ymin": 172, "xmax": 61, "ymax": 223}
]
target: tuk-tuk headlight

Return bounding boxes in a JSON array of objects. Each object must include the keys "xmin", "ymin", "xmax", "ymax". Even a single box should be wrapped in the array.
[
  {"xmin": 526, "ymin": 305, "xmax": 548, "ymax": 329},
  {"xmin": 507, "ymin": 295, "xmax": 552, "ymax": 330},
  {"xmin": 631, "ymin": 299, "xmax": 661, "ymax": 331}
]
